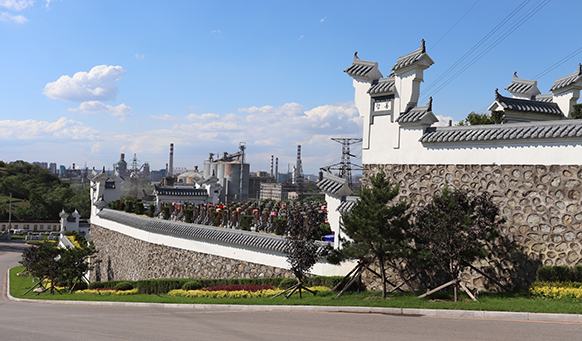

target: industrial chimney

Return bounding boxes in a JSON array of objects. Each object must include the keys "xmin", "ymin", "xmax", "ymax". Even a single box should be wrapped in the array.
[
  {"xmin": 270, "ymin": 155, "xmax": 274, "ymax": 177},
  {"xmin": 275, "ymin": 157, "xmax": 279, "ymax": 183},
  {"xmin": 168, "ymin": 143, "xmax": 174, "ymax": 177}
]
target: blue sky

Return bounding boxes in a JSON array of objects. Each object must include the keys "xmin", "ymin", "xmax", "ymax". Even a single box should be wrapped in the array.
[{"xmin": 0, "ymin": 0, "xmax": 580, "ymax": 175}]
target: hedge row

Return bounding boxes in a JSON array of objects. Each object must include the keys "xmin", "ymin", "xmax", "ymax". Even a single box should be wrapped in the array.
[
  {"xmin": 536, "ymin": 265, "xmax": 582, "ymax": 282},
  {"xmin": 89, "ymin": 276, "xmax": 346, "ymax": 294}
]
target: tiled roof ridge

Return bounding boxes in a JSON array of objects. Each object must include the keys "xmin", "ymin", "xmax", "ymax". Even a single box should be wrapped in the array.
[
  {"xmin": 97, "ymin": 208, "xmax": 330, "ymax": 254},
  {"xmin": 396, "ymin": 97, "xmax": 436, "ymax": 124},
  {"xmin": 550, "ymin": 63, "xmax": 582, "ymax": 92},
  {"xmin": 368, "ymin": 77, "xmax": 395, "ymax": 94},
  {"xmin": 420, "ymin": 119, "xmax": 582, "ymax": 143},
  {"xmin": 343, "ymin": 52, "xmax": 381, "ymax": 78},
  {"xmin": 392, "ymin": 39, "xmax": 428, "ymax": 71}
]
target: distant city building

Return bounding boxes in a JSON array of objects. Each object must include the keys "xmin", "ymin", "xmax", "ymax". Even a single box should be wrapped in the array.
[
  {"xmin": 115, "ymin": 153, "xmax": 127, "ymax": 178},
  {"xmin": 150, "ymin": 169, "xmax": 166, "ymax": 182},
  {"xmin": 32, "ymin": 161, "xmax": 48, "ymax": 169},
  {"xmin": 49, "ymin": 163, "xmax": 57, "ymax": 175},
  {"xmin": 203, "ymin": 145, "xmax": 249, "ymax": 202},
  {"xmin": 259, "ymin": 182, "xmax": 294, "ymax": 202},
  {"xmin": 249, "ymin": 171, "xmax": 275, "ymax": 200}
]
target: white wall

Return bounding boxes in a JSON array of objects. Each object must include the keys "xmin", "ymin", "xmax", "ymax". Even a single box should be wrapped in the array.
[{"xmin": 91, "ymin": 213, "xmax": 356, "ymax": 277}]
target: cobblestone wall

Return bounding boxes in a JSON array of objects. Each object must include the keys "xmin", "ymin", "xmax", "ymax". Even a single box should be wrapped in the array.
[
  {"xmin": 361, "ymin": 164, "xmax": 582, "ymax": 292},
  {"xmin": 89, "ymin": 225, "xmax": 293, "ymax": 282}
]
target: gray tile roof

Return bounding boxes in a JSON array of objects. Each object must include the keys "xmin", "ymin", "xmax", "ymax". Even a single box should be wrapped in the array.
[
  {"xmin": 420, "ymin": 119, "xmax": 582, "ymax": 143},
  {"xmin": 550, "ymin": 64, "xmax": 582, "ymax": 92},
  {"xmin": 396, "ymin": 98, "xmax": 438, "ymax": 124},
  {"xmin": 317, "ymin": 174, "xmax": 352, "ymax": 196},
  {"xmin": 504, "ymin": 72, "xmax": 540, "ymax": 96},
  {"xmin": 494, "ymin": 90, "xmax": 563, "ymax": 116},
  {"xmin": 534, "ymin": 94, "xmax": 553, "ymax": 103},
  {"xmin": 154, "ymin": 186, "xmax": 208, "ymax": 197},
  {"xmin": 392, "ymin": 39, "xmax": 428, "ymax": 71},
  {"xmin": 337, "ymin": 196, "xmax": 359, "ymax": 213},
  {"xmin": 344, "ymin": 52, "xmax": 381, "ymax": 78},
  {"xmin": 97, "ymin": 208, "xmax": 331, "ymax": 254},
  {"xmin": 368, "ymin": 78, "xmax": 395, "ymax": 94}
]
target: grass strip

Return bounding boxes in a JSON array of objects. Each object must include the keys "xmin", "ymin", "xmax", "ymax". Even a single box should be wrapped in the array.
[{"xmin": 8, "ymin": 266, "xmax": 582, "ymax": 314}]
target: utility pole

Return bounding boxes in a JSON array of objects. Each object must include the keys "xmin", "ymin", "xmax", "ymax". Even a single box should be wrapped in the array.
[{"xmin": 8, "ymin": 192, "xmax": 12, "ymax": 233}]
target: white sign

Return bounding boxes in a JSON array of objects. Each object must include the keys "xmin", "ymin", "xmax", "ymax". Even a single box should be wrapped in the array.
[{"xmin": 374, "ymin": 101, "xmax": 391, "ymax": 111}]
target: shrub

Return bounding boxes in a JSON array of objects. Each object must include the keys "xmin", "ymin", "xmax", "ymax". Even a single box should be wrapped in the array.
[
  {"xmin": 115, "ymin": 282, "xmax": 134, "ymax": 291},
  {"xmin": 135, "ymin": 201, "xmax": 145, "ymax": 215},
  {"xmin": 163, "ymin": 207, "xmax": 170, "ymax": 220},
  {"xmin": 124, "ymin": 201, "xmax": 134, "ymax": 213},
  {"xmin": 240, "ymin": 215, "xmax": 253, "ymax": 231},
  {"xmin": 574, "ymin": 265, "xmax": 582, "ymax": 282},
  {"xmin": 137, "ymin": 279, "xmax": 193, "ymax": 294},
  {"xmin": 537, "ymin": 265, "xmax": 573, "ymax": 282},
  {"xmin": 89, "ymin": 280, "xmax": 132, "ymax": 289},
  {"xmin": 148, "ymin": 204, "xmax": 155, "ymax": 217},
  {"xmin": 308, "ymin": 276, "xmax": 344, "ymax": 288},
  {"xmin": 274, "ymin": 218, "xmax": 287, "ymax": 236},
  {"xmin": 184, "ymin": 209, "xmax": 194, "ymax": 223},
  {"xmin": 279, "ymin": 277, "xmax": 297, "ymax": 289},
  {"xmin": 182, "ymin": 280, "xmax": 203, "ymax": 291}
]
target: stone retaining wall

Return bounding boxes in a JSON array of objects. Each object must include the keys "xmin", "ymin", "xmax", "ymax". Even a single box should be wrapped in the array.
[
  {"xmin": 89, "ymin": 225, "xmax": 293, "ymax": 282},
  {"xmin": 360, "ymin": 164, "xmax": 582, "ymax": 292}
]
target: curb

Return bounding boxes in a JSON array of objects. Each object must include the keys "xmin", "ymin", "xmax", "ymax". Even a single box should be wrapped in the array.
[{"xmin": 6, "ymin": 269, "xmax": 582, "ymax": 323}]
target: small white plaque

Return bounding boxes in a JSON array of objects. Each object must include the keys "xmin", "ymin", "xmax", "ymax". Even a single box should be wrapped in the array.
[{"xmin": 374, "ymin": 101, "xmax": 391, "ymax": 111}]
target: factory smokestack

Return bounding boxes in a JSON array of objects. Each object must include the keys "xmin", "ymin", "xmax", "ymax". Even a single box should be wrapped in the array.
[
  {"xmin": 270, "ymin": 155, "xmax": 274, "ymax": 177},
  {"xmin": 275, "ymin": 157, "xmax": 278, "ymax": 182},
  {"xmin": 168, "ymin": 143, "xmax": 174, "ymax": 177}
]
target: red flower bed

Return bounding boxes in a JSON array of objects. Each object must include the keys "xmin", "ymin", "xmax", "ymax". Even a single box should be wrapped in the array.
[{"xmin": 203, "ymin": 284, "xmax": 274, "ymax": 292}]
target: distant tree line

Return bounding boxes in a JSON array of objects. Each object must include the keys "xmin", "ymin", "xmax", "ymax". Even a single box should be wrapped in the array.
[{"xmin": 0, "ymin": 161, "xmax": 90, "ymax": 221}]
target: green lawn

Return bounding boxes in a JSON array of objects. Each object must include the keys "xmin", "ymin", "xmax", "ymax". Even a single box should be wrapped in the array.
[{"xmin": 8, "ymin": 266, "xmax": 582, "ymax": 314}]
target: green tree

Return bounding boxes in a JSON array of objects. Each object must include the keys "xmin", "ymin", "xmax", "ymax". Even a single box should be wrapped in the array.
[
  {"xmin": 458, "ymin": 111, "xmax": 504, "ymax": 126},
  {"xmin": 328, "ymin": 172, "xmax": 414, "ymax": 299},
  {"xmin": 571, "ymin": 103, "xmax": 582, "ymax": 119},
  {"xmin": 412, "ymin": 187, "xmax": 502, "ymax": 301}
]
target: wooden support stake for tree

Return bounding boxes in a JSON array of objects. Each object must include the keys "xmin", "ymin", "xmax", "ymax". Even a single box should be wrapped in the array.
[
  {"xmin": 465, "ymin": 263, "xmax": 509, "ymax": 292},
  {"xmin": 336, "ymin": 262, "xmax": 368, "ymax": 299},
  {"xmin": 23, "ymin": 277, "xmax": 46, "ymax": 296},
  {"xmin": 417, "ymin": 279, "xmax": 457, "ymax": 299},
  {"xmin": 331, "ymin": 262, "xmax": 361, "ymax": 292},
  {"xmin": 458, "ymin": 281, "xmax": 477, "ymax": 301}
]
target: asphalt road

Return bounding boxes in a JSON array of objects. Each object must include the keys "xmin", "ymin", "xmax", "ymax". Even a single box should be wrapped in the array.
[{"xmin": 1, "ymin": 240, "xmax": 581, "ymax": 341}]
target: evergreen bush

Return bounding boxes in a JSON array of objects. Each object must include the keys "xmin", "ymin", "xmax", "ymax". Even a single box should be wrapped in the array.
[
  {"xmin": 115, "ymin": 282, "xmax": 134, "ymax": 291},
  {"xmin": 240, "ymin": 215, "xmax": 253, "ymax": 231},
  {"xmin": 278, "ymin": 277, "xmax": 297, "ymax": 289},
  {"xmin": 182, "ymin": 280, "xmax": 203, "ymax": 291}
]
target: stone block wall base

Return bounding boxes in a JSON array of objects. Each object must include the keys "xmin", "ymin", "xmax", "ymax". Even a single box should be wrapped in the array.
[{"xmin": 89, "ymin": 224, "xmax": 294, "ymax": 282}]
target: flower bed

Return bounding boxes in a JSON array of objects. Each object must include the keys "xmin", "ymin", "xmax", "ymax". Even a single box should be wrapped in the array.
[
  {"xmin": 203, "ymin": 284, "xmax": 274, "ymax": 292},
  {"xmin": 76, "ymin": 288, "xmax": 138, "ymax": 296},
  {"xmin": 169, "ymin": 286, "xmax": 330, "ymax": 299},
  {"xmin": 530, "ymin": 282, "xmax": 582, "ymax": 300}
]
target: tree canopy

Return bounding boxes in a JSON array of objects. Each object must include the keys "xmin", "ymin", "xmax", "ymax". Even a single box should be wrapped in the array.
[
  {"xmin": 458, "ymin": 111, "xmax": 504, "ymax": 126},
  {"xmin": 0, "ymin": 161, "xmax": 90, "ymax": 220},
  {"xmin": 412, "ymin": 187, "xmax": 502, "ymax": 301}
]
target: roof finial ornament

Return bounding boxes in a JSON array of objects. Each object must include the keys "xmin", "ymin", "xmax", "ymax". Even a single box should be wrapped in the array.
[
  {"xmin": 578, "ymin": 63, "xmax": 581, "ymax": 76},
  {"xmin": 421, "ymin": 39, "xmax": 426, "ymax": 53},
  {"xmin": 427, "ymin": 97, "xmax": 433, "ymax": 112},
  {"xmin": 353, "ymin": 51, "xmax": 359, "ymax": 61},
  {"xmin": 514, "ymin": 71, "xmax": 518, "ymax": 78},
  {"xmin": 495, "ymin": 88, "xmax": 500, "ymax": 99}
]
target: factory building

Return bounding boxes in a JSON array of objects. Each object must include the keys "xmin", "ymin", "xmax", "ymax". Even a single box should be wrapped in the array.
[{"xmin": 203, "ymin": 144, "xmax": 249, "ymax": 203}]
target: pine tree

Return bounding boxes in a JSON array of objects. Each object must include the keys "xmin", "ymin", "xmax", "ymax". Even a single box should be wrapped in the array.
[{"xmin": 332, "ymin": 171, "xmax": 413, "ymax": 299}]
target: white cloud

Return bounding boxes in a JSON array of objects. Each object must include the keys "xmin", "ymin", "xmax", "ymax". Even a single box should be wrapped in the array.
[
  {"xmin": 0, "ymin": 11, "xmax": 26, "ymax": 23},
  {"xmin": 0, "ymin": 0, "xmax": 33, "ymax": 11},
  {"xmin": 135, "ymin": 53, "xmax": 145, "ymax": 60},
  {"xmin": 0, "ymin": 117, "xmax": 100, "ymax": 140},
  {"xmin": 434, "ymin": 114, "xmax": 457, "ymax": 127},
  {"xmin": 211, "ymin": 29, "xmax": 222, "ymax": 34},
  {"xmin": 68, "ymin": 101, "xmax": 132, "ymax": 121},
  {"xmin": 186, "ymin": 113, "xmax": 220, "ymax": 121},
  {"xmin": 299, "ymin": 35, "xmax": 304, "ymax": 40},
  {"xmin": 43, "ymin": 65, "xmax": 127, "ymax": 102},
  {"xmin": 151, "ymin": 114, "xmax": 176, "ymax": 121},
  {"xmin": 320, "ymin": 17, "xmax": 326, "ymax": 23}
]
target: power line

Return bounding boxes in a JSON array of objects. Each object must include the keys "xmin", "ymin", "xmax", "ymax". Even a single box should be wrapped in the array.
[
  {"xmin": 533, "ymin": 46, "xmax": 582, "ymax": 80},
  {"xmin": 429, "ymin": 0, "xmax": 480, "ymax": 52},
  {"xmin": 422, "ymin": 0, "xmax": 531, "ymax": 97},
  {"xmin": 421, "ymin": 0, "xmax": 551, "ymax": 103}
]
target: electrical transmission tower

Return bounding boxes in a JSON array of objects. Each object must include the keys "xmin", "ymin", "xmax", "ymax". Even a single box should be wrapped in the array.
[{"xmin": 321, "ymin": 138, "xmax": 363, "ymax": 188}]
